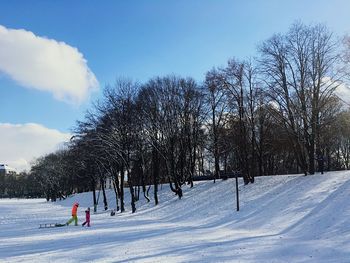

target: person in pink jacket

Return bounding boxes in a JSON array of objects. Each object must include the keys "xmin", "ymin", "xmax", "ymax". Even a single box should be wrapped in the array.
[{"xmin": 82, "ymin": 207, "xmax": 91, "ymax": 227}]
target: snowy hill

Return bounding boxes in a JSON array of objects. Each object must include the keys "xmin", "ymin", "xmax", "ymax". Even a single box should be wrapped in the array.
[{"xmin": 0, "ymin": 171, "xmax": 350, "ymax": 262}]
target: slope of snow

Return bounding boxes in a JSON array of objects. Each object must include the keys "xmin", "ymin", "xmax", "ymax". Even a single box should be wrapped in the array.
[{"xmin": 0, "ymin": 171, "xmax": 350, "ymax": 262}]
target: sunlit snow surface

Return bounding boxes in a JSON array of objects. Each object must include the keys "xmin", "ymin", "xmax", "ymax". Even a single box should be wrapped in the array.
[{"xmin": 1, "ymin": 171, "xmax": 350, "ymax": 262}]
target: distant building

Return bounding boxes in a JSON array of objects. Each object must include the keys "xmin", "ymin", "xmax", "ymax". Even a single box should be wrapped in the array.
[{"xmin": 0, "ymin": 164, "xmax": 17, "ymax": 176}]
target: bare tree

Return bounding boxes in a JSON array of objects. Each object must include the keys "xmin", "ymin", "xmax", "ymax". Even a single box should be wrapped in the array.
[
  {"xmin": 259, "ymin": 22, "xmax": 342, "ymax": 175},
  {"xmin": 204, "ymin": 69, "xmax": 231, "ymax": 182}
]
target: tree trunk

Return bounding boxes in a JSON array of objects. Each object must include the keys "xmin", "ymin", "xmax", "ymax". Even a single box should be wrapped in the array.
[
  {"xmin": 152, "ymin": 148, "xmax": 159, "ymax": 205},
  {"xmin": 112, "ymin": 176, "xmax": 119, "ymax": 211},
  {"xmin": 308, "ymin": 142, "xmax": 315, "ymax": 175},
  {"xmin": 91, "ymin": 179, "xmax": 97, "ymax": 212},
  {"xmin": 120, "ymin": 165, "xmax": 125, "ymax": 212},
  {"xmin": 127, "ymin": 169, "xmax": 136, "ymax": 213},
  {"xmin": 101, "ymin": 178, "xmax": 108, "ymax": 210},
  {"xmin": 141, "ymin": 172, "xmax": 150, "ymax": 202}
]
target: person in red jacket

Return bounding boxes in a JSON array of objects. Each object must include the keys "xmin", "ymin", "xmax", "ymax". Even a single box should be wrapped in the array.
[
  {"xmin": 82, "ymin": 207, "xmax": 90, "ymax": 227},
  {"xmin": 66, "ymin": 202, "xmax": 79, "ymax": 226}
]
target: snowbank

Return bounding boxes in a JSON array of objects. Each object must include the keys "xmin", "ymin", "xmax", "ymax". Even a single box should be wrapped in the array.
[{"xmin": 0, "ymin": 171, "xmax": 349, "ymax": 262}]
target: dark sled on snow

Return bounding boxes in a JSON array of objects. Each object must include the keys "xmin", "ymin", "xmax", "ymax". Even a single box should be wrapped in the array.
[{"xmin": 39, "ymin": 223, "xmax": 66, "ymax": 228}]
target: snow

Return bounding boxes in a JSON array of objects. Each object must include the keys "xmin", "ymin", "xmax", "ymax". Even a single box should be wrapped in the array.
[{"xmin": 1, "ymin": 171, "xmax": 350, "ymax": 262}]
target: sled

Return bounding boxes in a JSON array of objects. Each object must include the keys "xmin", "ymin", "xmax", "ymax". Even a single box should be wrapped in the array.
[{"xmin": 39, "ymin": 223, "xmax": 66, "ymax": 228}]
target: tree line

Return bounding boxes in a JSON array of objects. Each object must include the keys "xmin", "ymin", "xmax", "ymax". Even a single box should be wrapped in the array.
[{"xmin": 4, "ymin": 23, "xmax": 350, "ymax": 210}]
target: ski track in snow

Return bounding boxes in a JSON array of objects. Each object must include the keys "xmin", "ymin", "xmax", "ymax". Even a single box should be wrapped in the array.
[{"xmin": 0, "ymin": 171, "xmax": 350, "ymax": 262}]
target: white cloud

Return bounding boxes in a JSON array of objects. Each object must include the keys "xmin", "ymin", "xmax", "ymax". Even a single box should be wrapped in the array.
[
  {"xmin": 0, "ymin": 123, "xmax": 71, "ymax": 172},
  {"xmin": 335, "ymin": 82, "xmax": 350, "ymax": 105},
  {"xmin": 0, "ymin": 25, "xmax": 98, "ymax": 104}
]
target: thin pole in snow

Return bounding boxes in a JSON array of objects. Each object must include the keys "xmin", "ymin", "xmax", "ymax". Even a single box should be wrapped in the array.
[{"xmin": 235, "ymin": 173, "xmax": 239, "ymax": 211}]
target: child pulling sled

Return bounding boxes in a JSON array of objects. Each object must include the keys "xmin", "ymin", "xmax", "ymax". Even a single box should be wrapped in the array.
[{"xmin": 66, "ymin": 202, "xmax": 79, "ymax": 226}]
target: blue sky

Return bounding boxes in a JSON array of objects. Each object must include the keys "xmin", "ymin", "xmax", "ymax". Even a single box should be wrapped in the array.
[{"xmin": 1, "ymin": 0, "xmax": 350, "ymax": 171}]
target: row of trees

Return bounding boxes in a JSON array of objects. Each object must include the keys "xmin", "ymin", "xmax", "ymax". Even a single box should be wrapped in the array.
[
  {"xmin": 0, "ymin": 172, "xmax": 43, "ymax": 198},
  {"xmin": 26, "ymin": 23, "xmax": 350, "ymax": 212}
]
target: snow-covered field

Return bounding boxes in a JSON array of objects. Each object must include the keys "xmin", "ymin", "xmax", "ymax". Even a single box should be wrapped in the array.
[{"xmin": 1, "ymin": 171, "xmax": 350, "ymax": 262}]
